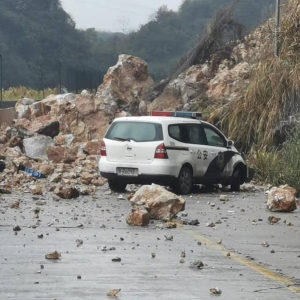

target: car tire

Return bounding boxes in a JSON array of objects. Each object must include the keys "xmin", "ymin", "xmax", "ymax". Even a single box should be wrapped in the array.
[
  {"xmin": 108, "ymin": 179, "xmax": 127, "ymax": 192},
  {"xmin": 175, "ymin": 166, "xmax": 193, "ymax": 195},
  {"xmin": 231, "ymin": 168, "xmax": 241, "ymax": 192}
]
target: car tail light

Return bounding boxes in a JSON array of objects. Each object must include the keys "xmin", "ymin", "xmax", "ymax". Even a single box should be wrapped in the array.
[
  {"xmin": 154, "ymin": 143, "xmax": 168, "ymax": 159},
  {"xmin": 101, "ymin": 141, "xmax": 106, "ymax": 156}
]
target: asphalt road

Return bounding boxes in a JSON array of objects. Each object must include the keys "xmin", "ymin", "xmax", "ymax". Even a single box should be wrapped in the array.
[{"xmin": 0, "ymin": 185, "xmax": 299, "ymax": 300}]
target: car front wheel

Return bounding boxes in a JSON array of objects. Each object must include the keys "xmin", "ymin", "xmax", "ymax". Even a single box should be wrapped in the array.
[
  {"xmin": 231, "ymin": 168, "xmax": 241, "ymax": 192},
  {"xmin": 175, "ymin": 166, "xmax": 193, "ymax": 195},
  {"xmin": 108, "ymin": 179, "xmax": 127, "ymax": 192}
]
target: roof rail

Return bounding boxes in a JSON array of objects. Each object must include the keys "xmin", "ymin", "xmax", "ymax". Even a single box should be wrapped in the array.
[{"xmin": 151, "ymin": 111, "xmax": 202, "ymax": 119}]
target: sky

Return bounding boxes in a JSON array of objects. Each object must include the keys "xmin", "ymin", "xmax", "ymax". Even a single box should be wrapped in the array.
[{"xmin": 61, "ymin": 0, "xmax": 183, "ymax": 32}]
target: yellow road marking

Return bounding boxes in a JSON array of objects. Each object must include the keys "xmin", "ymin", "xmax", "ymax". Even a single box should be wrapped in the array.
[{"xmin": 187, "ymin": 230, "xmax": 300, "ymax": 296}]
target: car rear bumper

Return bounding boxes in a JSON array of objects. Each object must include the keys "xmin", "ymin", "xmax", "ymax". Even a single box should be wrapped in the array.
[
  {"xmin": 99, "ymin": 157, "xmax": 179, "ymax": 177},
  {"xmin": 100, "ymin": 172, "xmax": 175, "ymax": 185}
]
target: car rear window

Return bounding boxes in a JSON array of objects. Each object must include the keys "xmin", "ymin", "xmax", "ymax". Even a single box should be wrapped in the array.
[{"xmin": 105, "ymin": 122, "xmax": 163, "ymax": 142}]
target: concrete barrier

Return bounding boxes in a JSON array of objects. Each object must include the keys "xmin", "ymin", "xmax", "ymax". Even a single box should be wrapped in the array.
[{"xmin": 0, "ymin": 108, "xmax": 15, "ymax": 126}]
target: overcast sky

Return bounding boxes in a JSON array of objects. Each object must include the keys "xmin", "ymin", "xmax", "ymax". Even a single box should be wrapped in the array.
[{"xmin": 61, "ymin": 0, "xmax": 183, "ymax": 32}]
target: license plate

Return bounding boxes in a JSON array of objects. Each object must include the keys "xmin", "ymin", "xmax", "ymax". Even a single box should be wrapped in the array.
[{"xmin": 117, "ymin": 168, "xmax": 138, "ymax": 177}]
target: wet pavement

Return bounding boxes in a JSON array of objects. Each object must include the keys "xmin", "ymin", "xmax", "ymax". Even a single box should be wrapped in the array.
[{"xmin": 0, "ymin": 186, "xmax": 299, "ymax": 299}]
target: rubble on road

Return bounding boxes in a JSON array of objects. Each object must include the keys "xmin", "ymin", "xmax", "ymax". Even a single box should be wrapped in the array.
[
  {"xmin": 267, "ymin": 185, "xmax": 297, "ymax": 212},
  {"xmin": 128, "ymin": 184, "xmax": 185, "ymax": 221}
]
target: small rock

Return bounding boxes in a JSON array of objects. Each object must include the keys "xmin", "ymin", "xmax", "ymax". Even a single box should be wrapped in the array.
[
  {"xmin": 77, "ymin": 275, "xmax": 81, "ymax": 280},
  {"xmin": 179, "ymin": 259, "xmax": 185, "ymax": 263},
  {"xmin": 210, "ymin": 287, "xmax": 222, "ymax": 295},
  {"xmin": 37, "ymin": 234, "xmax": 44, "ymax": 239},
  {"xmin": 268, "ymin": 216, "xmax": 280, "ymax": 224},
  {"xmin": 206, "ymin": 222, "xmax": 215, "ymax": 228},
  {"xmin": 262, "ymin": 241, "xmax": 269, "ymax": 247},
  {"xmin": 189, "ymin": 260, "xmax": 204, "ymax": 269},
  {"xmin": 107, "ymin": 289, "xmax": 121, "ymax": 297},
  {"xmin": 227, "ymin": 252, "xmax": 231, "ymax": 257},
  {"xmin": 45, "ymin": 251, "xmax": 61, "ymax": 259},
  {"xmin": 76, "ymin": 239, "xmax": 83, "ymax": 247},
  {"xmin": 10, "ymin": 201, "xmax": 20, "ymax": 209},
  {"xmin": 219, "ymin": 195, "xmax": 229, "ymax": 201},
  {"xmin": 13, "ymin": 225, "xmax": 21, "ymax": 232},
  {"xmin": 270, "ymin": 250, "xmax": 275, "ymax": 253},
  {"xmin": 181, "ymin": 251, "xmax": 186, "ymax": 258},
  {"xmin": 112, "ymin": 257, "xmax": 121, "ymax": 262},
  {"xmin": 151, "ymin": 253, "xmax": 156, "ymax": 258},
  {"xmin": 164, "ymin": 235, "xmax": 173, "ymax": 241}
]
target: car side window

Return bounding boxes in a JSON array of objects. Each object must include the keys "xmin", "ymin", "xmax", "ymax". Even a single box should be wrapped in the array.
[
  {"xmin": 203, "ymin": 126, "xmax": 226, "ymax": 147},
  {"xmin": 169, "ymin": 124, "xmax": 207, "ymax": 145}
]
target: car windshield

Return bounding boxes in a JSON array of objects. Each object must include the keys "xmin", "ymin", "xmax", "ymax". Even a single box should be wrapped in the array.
[{"xmin": 105, "ymin": 121, "xmax": 163, "ymax": 142}]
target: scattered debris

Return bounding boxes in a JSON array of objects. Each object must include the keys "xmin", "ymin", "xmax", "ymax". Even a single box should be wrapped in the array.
[
  {"xmin": 268, "ymin": 216, "xmax": 281, "ymax": 224},
  {"xmin": 77, "ymin": 275, "xmax": 81, "ymax": 280},
  {"xmin": 45, "ymin": 251, "xmax": 61, "ymax": 259},
  {"xmin": 151, "ymin": 253, "xmax": 156, "ymax": 259},
  {"xmin": 37, "ymin": 234, "xmax": 44, "ymax": 239},
  {"xmin": 181, "ymin": 251, "xmax": 186, "ymax": 258},
  {"xmin": 13, "ymin": 225, "xmax": 21, "ymax": 232},
  {"xmin": 206, "ymin": 222, "xmax": 215, "ymax": 227},
  {"xmin": 180, "ymin": 259, "xmax": 185, "ymax": 263},
  {"xmin": 164, "ymin": 235, "xmax": 173, "ymax": 241},
  {"xmin": 54, "ymin": 186, "xmax": 80, "ymax": 199},
  {"xmin": 76, "ymin": 239, "xmax": 83, "ymax": 247},
  {"xmin": 112, "ymin": 257, "xmax": 121, "ymax": 262},
  {"xmin": 219, "ymin": 195, "xmax": 229, "ymax": 201},
  {"xmin": 10, "ymin": 201, "xmax": 20, "ymax": 209},
  {"xmin": 262, "ymin": 241, "xmax": 269, "ymax": 247},
  {"xmin": 107, "ymin": 289, "xmax": 121, "ymax": 297},
  {"xmin": 189, "ymin": 260, "xmax": 204, "ymax": 270},
  {"xmin": 210, "ymin": 287, "xmax": 222, "ymax": 295}
]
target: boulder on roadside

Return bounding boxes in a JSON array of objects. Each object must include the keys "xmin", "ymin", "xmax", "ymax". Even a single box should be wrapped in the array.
[
  {"xmin": 129, "ymin": 184, "xmax": 185, "ymax": 221},
  {"xmin": 126, "ymin": 207, "xmax": 150, "ymax": 226},
  {"xmin": 267, "ymin": 185, "xmax": 297, "ymax": 212}
]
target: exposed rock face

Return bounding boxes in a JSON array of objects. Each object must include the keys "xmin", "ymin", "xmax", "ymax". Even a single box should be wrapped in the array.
[
  {"xmin": 96, "ymin": 54, "xmax": 154, "ymax": 116},
  {"xmin": 126, "ymin": 208, "xmax": 150, "ymax": 226},
  {"xmin": 129, "ymin": 184, "xmax": 185, "ymax": 221},
  {"xmin": 23, "ymin": 135, "xmax": 54, "ymax": 160},
  {"xmin": 46, "ymin": 146, "xmax": 77, "ymax": 164},
  {"xmin": 267, "ymin": 185, "xmax": 297, "ymax": 212}
]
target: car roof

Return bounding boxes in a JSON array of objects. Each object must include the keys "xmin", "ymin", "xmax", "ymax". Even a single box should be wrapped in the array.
[{"xmin": 113, "ymin": 116, "xmax": 202, "ymax": 124}]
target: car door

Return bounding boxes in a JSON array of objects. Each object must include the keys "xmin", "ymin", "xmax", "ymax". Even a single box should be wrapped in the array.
[
  {"xmin": 184, "ymin": 123, "xmax": 213, "ymax": 178},
  {"xmin": 202, "ymin": 125, "xmax": 236, "ymax": 179}
]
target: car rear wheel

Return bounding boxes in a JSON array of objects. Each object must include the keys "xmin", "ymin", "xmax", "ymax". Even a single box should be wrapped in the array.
[
  {"xmin": 231, "ymin": 168, "xmax": 241, "ymax": 192},
  {"xmin": 175, "ymin": 166, "xmax": 193, "ymax": 195},
  {"xmin": 108, "ymin": 179, "xmax": 127, "ymax": 192}
]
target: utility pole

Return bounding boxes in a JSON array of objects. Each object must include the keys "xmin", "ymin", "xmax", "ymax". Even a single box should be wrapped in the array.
[
  {"xmin": 274, "ymin": 0, "xmax": 281, "ymax": 57},
  {"xmin": 0, "ymin": 53, "xmax": 2, "ymax": 106}
]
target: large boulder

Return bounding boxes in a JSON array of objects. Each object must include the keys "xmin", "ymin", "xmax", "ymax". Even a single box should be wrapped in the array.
[
  {"xmin": 96, "ymin": 54, "xmax": 154, "ymax": 115},
  {"xmin": 129, "ymin": 184, "xmax": 185, "ymax": 221},
  {"xmin": 267, "ymin": 185, "xmax": 297, "ymax": 212},
  {"xmin": 23, "ymin": 135, "xmax": 54, "ymax": 160},
  {"xmin": 46, "ymin": 146, "xmax": 77, "ymax": 164}
]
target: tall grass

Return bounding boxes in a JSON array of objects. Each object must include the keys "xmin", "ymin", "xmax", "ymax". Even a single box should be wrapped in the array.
[
  {"xmin": 2, "ymin": 86, "xmax": 57, "ymax": 101},
  {"xmin": 210, "ymin": 0, "xmax": 300, "ymax": 151}
]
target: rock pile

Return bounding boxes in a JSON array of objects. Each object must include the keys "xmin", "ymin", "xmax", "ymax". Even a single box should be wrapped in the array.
[{"xmin": 0, "ymin": 55, "xmax": 154, "ymax": 197}]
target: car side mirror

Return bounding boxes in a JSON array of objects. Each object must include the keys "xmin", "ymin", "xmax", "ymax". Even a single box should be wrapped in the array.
[{"xmin": 227, "ymin": 140, "xmax": 234, "ymax": 147}]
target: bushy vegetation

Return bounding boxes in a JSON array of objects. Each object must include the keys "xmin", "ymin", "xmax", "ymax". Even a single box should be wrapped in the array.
[
  {"xmin": 250, "ymin": 132, "xmax": 300, "ymax": 191},
  {"xmin": 0, "ymin": 0, "xmax": 275, "ymax": 90}
]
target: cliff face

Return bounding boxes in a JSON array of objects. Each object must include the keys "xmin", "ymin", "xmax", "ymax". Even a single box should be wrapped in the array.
[{"xmin": 148, "ymin": 20, "xmax": 273, "ymax": 119}]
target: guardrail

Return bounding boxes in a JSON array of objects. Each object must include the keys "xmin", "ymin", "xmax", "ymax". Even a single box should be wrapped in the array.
[{"xmin": 0, "ymin": 101, "xmax": 17, "ymax": 109}]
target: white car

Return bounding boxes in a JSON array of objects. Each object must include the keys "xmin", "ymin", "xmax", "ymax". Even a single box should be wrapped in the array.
[{"xmin": 99, "ymin": 111, "xmax": 254, "ymax": 194}]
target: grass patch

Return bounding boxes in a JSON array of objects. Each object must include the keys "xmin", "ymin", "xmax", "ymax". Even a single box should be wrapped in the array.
[{"xmin": 3, "ymin": 86, "xmax": 57, "ymax": 101}]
